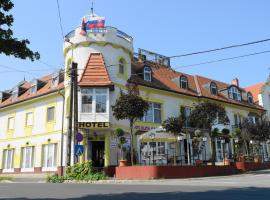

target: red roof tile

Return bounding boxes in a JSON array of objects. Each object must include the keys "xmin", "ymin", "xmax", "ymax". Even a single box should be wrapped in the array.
[
  {"xmin": 245, "ymin": 82, "xmax": 265, "ymax": 103},
  {"xmin": 78, "ymin": 53, "xmax": 113, "ymax": 87}
]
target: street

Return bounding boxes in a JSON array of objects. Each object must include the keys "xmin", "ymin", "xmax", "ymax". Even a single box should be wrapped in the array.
[{"xmin": 1, "ymin": 170, "xmax": 270, "ymax": 200}]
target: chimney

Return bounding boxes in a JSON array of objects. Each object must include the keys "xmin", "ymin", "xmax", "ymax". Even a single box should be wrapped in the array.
[{"xmin": 231, "ymin": 78, "xmax": 239, "ymax": 87}]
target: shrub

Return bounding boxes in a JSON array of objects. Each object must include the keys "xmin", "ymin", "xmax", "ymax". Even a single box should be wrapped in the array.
[
  {"xmin": 0, "ymin": 176, "xmax": 13, "ymax": 182},
  {"xmin": 46, "ymin": 161, "xmax": 107, "ymax": 183},
  {"xmin": 46, "ymin": 175, "xmax": 65, "ymax": 183}
]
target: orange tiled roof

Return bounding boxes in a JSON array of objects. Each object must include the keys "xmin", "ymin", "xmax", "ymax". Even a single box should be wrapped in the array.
[
  {"xmin": 245, "ymin": 82, "xmax": 265, "ymax": 103},
  {"xmin": 130, "ymin": 60, "xmax": 264, "ymax": 111},
  {"xmin": 0, "ymin": 74, "xmax": 64, "ymax": 108},
  {"xmin": 78, "ymin": 53, "xmax": 113, "ymax": 87}
]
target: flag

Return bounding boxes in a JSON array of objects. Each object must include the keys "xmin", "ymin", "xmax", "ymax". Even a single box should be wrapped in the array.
[{"xmin": 80, "ymin": 18, "xmax": 87, "ymax": 36}]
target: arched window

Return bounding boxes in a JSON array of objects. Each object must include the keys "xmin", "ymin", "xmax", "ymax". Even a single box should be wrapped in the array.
[
  {"xmin": 247, "ymin": 92, "xmax": 253, "ymax": 104},
  {"xmin": 228, "ymin": 86, "xmax": 241, "ymax": 101},
  {"xmin": 180, "ymin": 76, "xmax": 188, "ymax": 89},
  {"xmin": 118, "ymin": 58, "xmax": 125, "ymax": 75},
  {"xmin": 143, "ymin": 66, "xmax": 151, "ymax": 81},
  {"xmin": 210, "ymin": 82, "xmax": 218, "ymax": 95}
]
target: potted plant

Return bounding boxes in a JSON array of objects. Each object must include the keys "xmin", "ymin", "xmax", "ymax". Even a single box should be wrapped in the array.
[{"xmin": 115, "ymin": 128, "xmax": 128, "ymax": 167}]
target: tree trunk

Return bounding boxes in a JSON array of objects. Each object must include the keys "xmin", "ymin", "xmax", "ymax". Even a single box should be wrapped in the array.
[
  {"xmin": 211, "ymin": 138, "xmax": 216, "ymax": 166},
  {"xmin": 130, "ymin": 121, "xmax": 134, "ymax": 166}
]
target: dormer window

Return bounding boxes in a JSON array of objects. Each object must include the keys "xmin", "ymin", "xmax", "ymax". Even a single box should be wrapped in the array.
[
  {"xmin": 143, "ymin": 66, "xmax": 151, "ymax": 81},
  {"xmin": 247, "ymin": 92, "xmax": 253, "ymax": 104},
  {"xmin": 30, "ymin": 80, "xmax": 38, "ymax": 94},
  {"xmin": 228, "ymin": 86, "xmax": 241, "ymax": 101},
  {"xmin": 180, "ymin": 76, "xmax": 188, "ymax": 89},
  {"xmin": 210, "ymin": 82, "xmax": 218, "ymax": 95},
  {"xmin": 11, "ymin": 87, "xmax": 19, "ymax": 99},
  {"xmin": 51, "ymin": 70, "xmax": 64, "ymax": 88}
]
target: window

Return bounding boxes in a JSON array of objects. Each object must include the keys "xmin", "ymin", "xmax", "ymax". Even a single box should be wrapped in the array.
[
  {"xmin": 180, "ymin": 76, "xmax": 188, "ymax": 89},
  {"xmin": 8, "ymin": 117, "xmax": 14, "ymax": 130},
  {"xmin": 156, "ymin": 142, "xmax": 165, "ymax": 155},
  {"xmin": 30, "ymin": 85, "xmax": 37, "ymax": 94},
  {"xmin": 141, "ymin": 102, "xmax": 161, "ymax": 123},
  {"xmin": 247, "ymin": 92, "xmax": 253, "ymax": 104},
  {"xmin": 234, "ymin": 114, "xmax": 241, "ymax": 127},
  {"xmin": 81, "ymin": 88, "xmax": 93, "ymax": 113},
  {"xmin": 25, "ymin": 112, "xmax": 33, "ymax": 126},
  {"xmin": 143, "ymin": 66, "xmax": 151, "ymax": 81},
  {"xmin": 119, "ymin": 59, "xmax": 125, "ymax": 75},
  {"xmin": 210, "ymin": 82, "xmax": 218, "ymax": 95},
  {"xmin": 47, "ymin": 106, "xmax": 55, "ymax": 122},
  {"xmin": 96, "ymin": 89, "xmax": 107, "ymax": 113},
  {"xmin": 42, "ymin": 143, "xmax": 57, "ymax": 169},
  {"xmin": 180, "ymin": 106, "xmax": 192, "ymax": 126},
  {"xmin": 3, "ymin": 149, "xmax": 14, "ymax": 170},
  {"xmin": 228, "ymin": 86, "xmax": 241, "ymax": 101},
  {"xmin": 21, "ymin": 146, "xmax": 34, "ymax": 169}
]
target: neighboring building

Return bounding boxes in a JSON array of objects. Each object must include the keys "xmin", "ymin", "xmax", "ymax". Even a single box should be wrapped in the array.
[
  {"xmin": 0, "ymin": 11, "xmax": 266, "ymax": 175},
  {"xmin": 245, "ymin": 79, "xmax": 270, "ymax": 120}
]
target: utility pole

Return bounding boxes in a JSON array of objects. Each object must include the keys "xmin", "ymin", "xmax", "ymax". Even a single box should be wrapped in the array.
[
  {"xmin": 73, "ymin": 62, "xmax": 79, "ymax": 164},
  {"xmin": 67, "ymin": 63, "xmax": 74, "ymax": 166}
]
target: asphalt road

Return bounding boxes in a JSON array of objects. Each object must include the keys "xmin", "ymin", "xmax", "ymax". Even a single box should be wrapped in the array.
[{"xmin": 1, "ymin": 170, "xmax": 270, "ymax": 200}]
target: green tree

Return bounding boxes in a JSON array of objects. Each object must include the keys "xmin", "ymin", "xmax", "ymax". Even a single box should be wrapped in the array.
[
  {"xmin": 112, "ymin": 89, "xmax": 149, "ymax": 165},
  {"xmin": 162, "ymin": 116, "xmax": 184, "ymax": 164},
  {"xmin": 189, "ymin": 102, "xmax": 230, "ymax": 165},
  {"xmin": 0, "ymin": 0, "xmax": 39, "ymax": 60},
  {"xmin": 115, "ymin": 128, "xmax": 127, "ymax": 160}
]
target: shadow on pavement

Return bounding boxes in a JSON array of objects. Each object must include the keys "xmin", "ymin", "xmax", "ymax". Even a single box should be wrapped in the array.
[{"xmin": 1, "ymin": 187, "xmax": 270, "ymax": 200}]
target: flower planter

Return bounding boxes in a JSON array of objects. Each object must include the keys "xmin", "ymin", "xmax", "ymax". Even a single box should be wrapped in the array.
[
  {"xmin": 224, "ymin": 159, "xmax": 231, "ymax": 166},
  {"xmin": 254, "ymin": 157, "xmax": 261, "ymax": 163},
  {"xmin": 195, "ymin": 160, "xmax": 203, "ymax": 166},
  {"xmin": 119, "ymin": 160, "xmax": 128, "ymax": 167}
]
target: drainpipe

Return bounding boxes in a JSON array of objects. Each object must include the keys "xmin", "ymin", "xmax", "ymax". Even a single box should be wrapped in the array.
[{"xmin": 58, "ymin": 90, "xmax": 65, "ymax": 176}]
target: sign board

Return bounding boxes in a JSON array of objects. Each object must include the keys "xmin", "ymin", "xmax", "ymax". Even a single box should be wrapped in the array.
[
  {"xmin": 76, "ymin": 133, "xmax": 83, "ymax": 142},
  {"xmin": 135, "ymin": 125, "xmax": 156, "ymax": 132},
  {"xmin": 75, "ymin": 144, "xmax": 84, "ymax": 156},
  {"xmin": 78, "ymin": 122, "xmax": 110, "ymax": 129}
]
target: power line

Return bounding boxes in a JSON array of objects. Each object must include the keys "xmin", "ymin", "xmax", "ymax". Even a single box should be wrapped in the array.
[
  {"xmin": 56, "ymin": 0, "xmax": 65, "ymax": 39},
  {"xmin": 169, "ymin": 38, "xmax": 270, "ymax": 59},
  {"xmin": 174, "ymin": 50, "xmax": 270, "ymax": 70}
]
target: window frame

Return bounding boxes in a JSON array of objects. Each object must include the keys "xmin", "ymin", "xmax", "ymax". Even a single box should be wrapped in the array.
[
  {"xmin": 143, "ymin": 66, "xmax": 152, "ymax": 82},
  {"xmin": 81, "ymin": 88, "xmax": 93, "ymax": 113},
  {"xmin": 228, "ymin": 86, "xmax": 241, "ymax": 101},
  {"xmin": 118, "ymin": 59, "xmax": 125, "ymax": 75},
  {"xmin": 46, "ymin": 106, "xmax": 55, "ymax": 122},
  {"xmin": 141, "ymin": 102, "xmax": 162, "ymax": 123},
  {"xmin": 180, "ymin": 76, "xmax": 188, "ymax": 89},
  {"xmin": 21, "ymin": 146, "xmax": 34, "ymax": 171},
  {"xmin": 210, "ymin": 82, "xmax": 218, "ymax": 95},
  {"xmin": 2, "ymin": 148, "xmax": 14, "ymax": 172},
  {"xmin": 25, "ymin": 112, "xmax": 33, "ymax": 127},
  {"xmin": 7, "ymin": 117, "xmax": 15, "ymax": 130},
  {"xmin": 247, "ymin": 92, "xmax": 253, "ymax": 104},
  {"xmin": 42, "ymin": 143, "xmax": 57, "ymax": 171}
]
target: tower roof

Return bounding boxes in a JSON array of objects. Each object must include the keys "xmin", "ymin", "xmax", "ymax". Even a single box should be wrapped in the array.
[{"xmin": 78, "ymin": 53, "xmax": 113, "ymax": 87}]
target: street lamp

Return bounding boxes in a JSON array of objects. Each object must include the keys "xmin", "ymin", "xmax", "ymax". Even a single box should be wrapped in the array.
[
  {"xmin": 202, "ymin": 137, "xmax": 207, "ymax": 163},
  {"xmin": 177, "ymin": 135, "xmax": 184, "ymax": 165},
  {"xmin": 150, "ymin": 133, "xmax": 155, "ymax": 165}
]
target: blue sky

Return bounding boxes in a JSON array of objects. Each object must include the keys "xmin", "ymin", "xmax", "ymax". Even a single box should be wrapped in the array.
[{"xmin": 0, "ymin": 0, "xmax": 269, "ymax": 90}]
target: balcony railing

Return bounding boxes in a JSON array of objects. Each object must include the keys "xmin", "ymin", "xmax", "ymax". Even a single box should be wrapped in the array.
[{"xmin": 116, "ymin": 29, "xmax": 133, "ymax": 43}]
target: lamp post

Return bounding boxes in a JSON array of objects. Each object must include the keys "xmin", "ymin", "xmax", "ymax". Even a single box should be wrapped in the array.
[
  {"xmin": 177, "ymin": 135, "xmax": 184, "ymax": 165},
  {"xmin": 202, "ymin": 137, "xmax": 207, "ymax": 163},
  {"xmin": 150, "ymin": 133, "xmax": 155, "ymax": 165},
  {"xmin": 221, "ymin": 139, "xmax": 225, "ymax": 165},
  {"xmin": 250, "ymin": 140, "xmax": 254, "ymax": 158},
  {"xmin": 234, "ymin": 138, "xmax": 239, "ymax": 162}
]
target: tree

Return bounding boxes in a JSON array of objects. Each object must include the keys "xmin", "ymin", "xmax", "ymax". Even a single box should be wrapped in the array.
[
  {"xmin": 112, "ymin": 89, "xmax": 149, "ymax": 165},
  {"xmin": 0, "ymin": 0, "xmax": 39, "ymax": 60},
  {"xmin": 241, "ymin": 116, "xmax": 270, "ymax": 157},
  {"xmin": 162, "ymin": 116, "xmax": 184, "ymax": 164},
  {"xmin": 115, "ymin": 128, "xmax": 127, "ymax": 160},
  {"xmin": 189, "ymin": 102, "xmax": 230, "ymax": 165}
]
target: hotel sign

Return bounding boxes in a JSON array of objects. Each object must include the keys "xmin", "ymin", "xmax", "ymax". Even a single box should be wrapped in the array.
[{"xmin": 79, "ymin": 122, "xmax": 110, "ymax": 129}]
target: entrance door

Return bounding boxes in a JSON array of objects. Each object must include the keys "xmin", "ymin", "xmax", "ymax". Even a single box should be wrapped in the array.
[{"xmin": 91, "ymin": 141, "xmax": 105, "ymax": 168}]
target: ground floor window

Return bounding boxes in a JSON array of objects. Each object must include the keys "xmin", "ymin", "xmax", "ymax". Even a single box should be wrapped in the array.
[
  {"xmin": 21, "ymin": 146, "xmax": 34, "ymax": 170},
  {"xmin": 3, "ymin": 149, "xmax": 14, "ymax": 170},
  {"xmin": 42, "ymin": 143, "xmax": 57, "ymax": 170}
]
